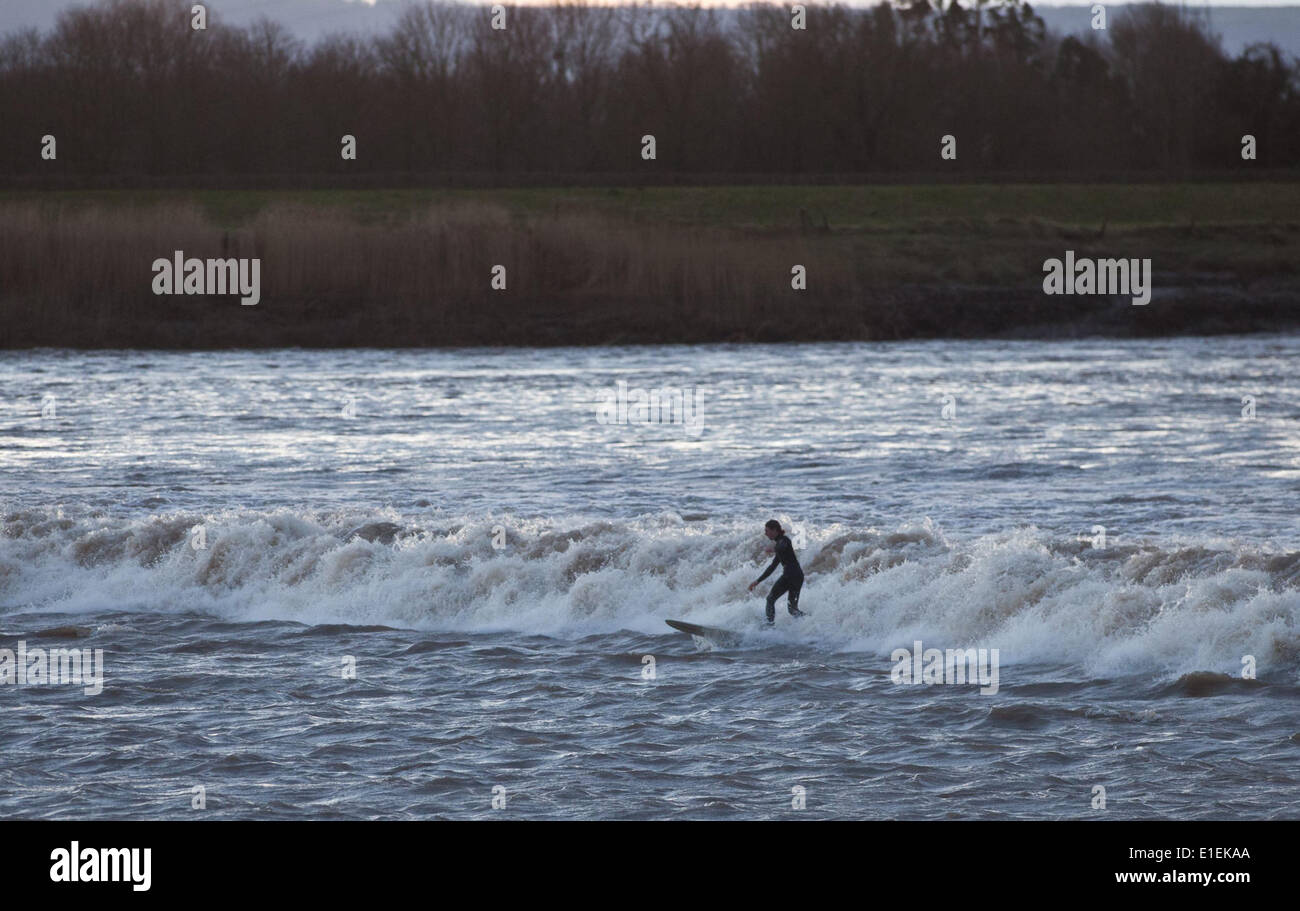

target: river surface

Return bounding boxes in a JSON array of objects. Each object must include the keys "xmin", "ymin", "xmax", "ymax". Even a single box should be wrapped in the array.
[{"xmin": 1, "ymin": 338, "xmax": 1297, "ymax": 819}]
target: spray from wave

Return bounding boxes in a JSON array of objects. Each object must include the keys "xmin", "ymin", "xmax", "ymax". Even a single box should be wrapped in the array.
[{"xmin": 1, "ymin": 506, "xmax": 1297, "ymax": 679}]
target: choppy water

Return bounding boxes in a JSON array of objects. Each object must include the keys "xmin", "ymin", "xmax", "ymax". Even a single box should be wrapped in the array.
[{"xmin": 2, "ymin": 338, "xmax": 1298, "ymax": 819}]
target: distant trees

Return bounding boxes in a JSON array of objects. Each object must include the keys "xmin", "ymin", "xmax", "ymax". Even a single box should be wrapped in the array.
[
  {"xmin": 0, "ymin": 0, "xmax": 1295, "ymax": 182},
  {"xmin": 1108, "ymin": 3, "xmax": 1224, "ymax": 170}
]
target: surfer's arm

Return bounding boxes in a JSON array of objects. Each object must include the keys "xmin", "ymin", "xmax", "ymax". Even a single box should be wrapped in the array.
[{"xmin": 753, "ymin": 555, "xmax": 780, "ymax": 585}]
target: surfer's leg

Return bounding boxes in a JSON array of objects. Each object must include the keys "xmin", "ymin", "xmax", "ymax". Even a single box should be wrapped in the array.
[
  {"xmin": 765, "ymin": 578, "xmax": 789, "ymax": 624},
  {"xmin": 787, "ymin": 577, "xmax": 805, "ymax": 616}
]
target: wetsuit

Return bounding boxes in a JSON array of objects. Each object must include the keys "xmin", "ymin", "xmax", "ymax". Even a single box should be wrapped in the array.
[{"xmin": 755, "ymin": 533, "xmax": 804, "ymax": 623}]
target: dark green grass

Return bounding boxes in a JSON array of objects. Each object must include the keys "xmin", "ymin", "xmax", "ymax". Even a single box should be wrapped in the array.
[
  {"xmin": 4, "ymin": 183, "xmax": 1298, "ymax": 231},
  {"xmin": 1, "ymin": 183, "xmax": 1296, "ymax": 348}
]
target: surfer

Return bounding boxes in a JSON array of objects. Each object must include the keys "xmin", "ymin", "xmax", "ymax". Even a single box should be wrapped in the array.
[{"xmin": 747, "ymin": 519, "xmax": 807, "ymax": 624}]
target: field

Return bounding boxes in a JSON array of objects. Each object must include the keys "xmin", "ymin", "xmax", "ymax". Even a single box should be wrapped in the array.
[{"xmin": 2, "ymin": 183, "xmax": 1298, "ymax": 348}]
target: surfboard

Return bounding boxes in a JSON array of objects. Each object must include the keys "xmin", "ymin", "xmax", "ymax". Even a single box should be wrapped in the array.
[{"xmin": 665, "ymin": 619, "xmax": 744, "ymax": 646}]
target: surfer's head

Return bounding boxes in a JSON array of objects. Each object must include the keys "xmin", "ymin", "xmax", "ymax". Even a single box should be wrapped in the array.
[{"xmin": 764, "ymin": 519, "xmax": 782, "ymax": 539}]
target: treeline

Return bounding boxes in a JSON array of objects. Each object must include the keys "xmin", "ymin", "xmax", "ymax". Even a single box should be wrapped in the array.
[{"xmin": 0, "ymin": 0, "xmax": 1297, "ymax": 182}]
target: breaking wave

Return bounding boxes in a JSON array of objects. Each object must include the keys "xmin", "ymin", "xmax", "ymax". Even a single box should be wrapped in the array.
[{"xmin": 2, "ymin": 506, "xmax": 1297, "ymax": 679}]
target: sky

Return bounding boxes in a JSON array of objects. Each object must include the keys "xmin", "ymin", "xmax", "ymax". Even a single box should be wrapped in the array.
[{"xmin": 1, "ymin": 1, "xmax": 1298, "ymax": 56}]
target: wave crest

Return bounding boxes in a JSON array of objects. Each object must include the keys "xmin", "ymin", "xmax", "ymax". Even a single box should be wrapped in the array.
[{"xmin": 2, "ymin": 507, "xmax": 1297, "ymax": 679}]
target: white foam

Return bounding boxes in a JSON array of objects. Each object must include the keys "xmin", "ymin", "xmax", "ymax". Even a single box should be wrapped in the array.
[{"xmin": 1, "ymin": 507, "xmax": 1296, "ymax": 679}]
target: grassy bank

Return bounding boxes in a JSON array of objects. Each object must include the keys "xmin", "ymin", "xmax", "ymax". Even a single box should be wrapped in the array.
[{"xmin": 2, "ymin": 184, "xmax": 1298, "ymax": 348}]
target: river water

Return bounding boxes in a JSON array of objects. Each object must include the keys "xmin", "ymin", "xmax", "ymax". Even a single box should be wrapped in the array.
[{"xmin": 1, "ymin": 337, "xmax": 1297, "ymax": 818}]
